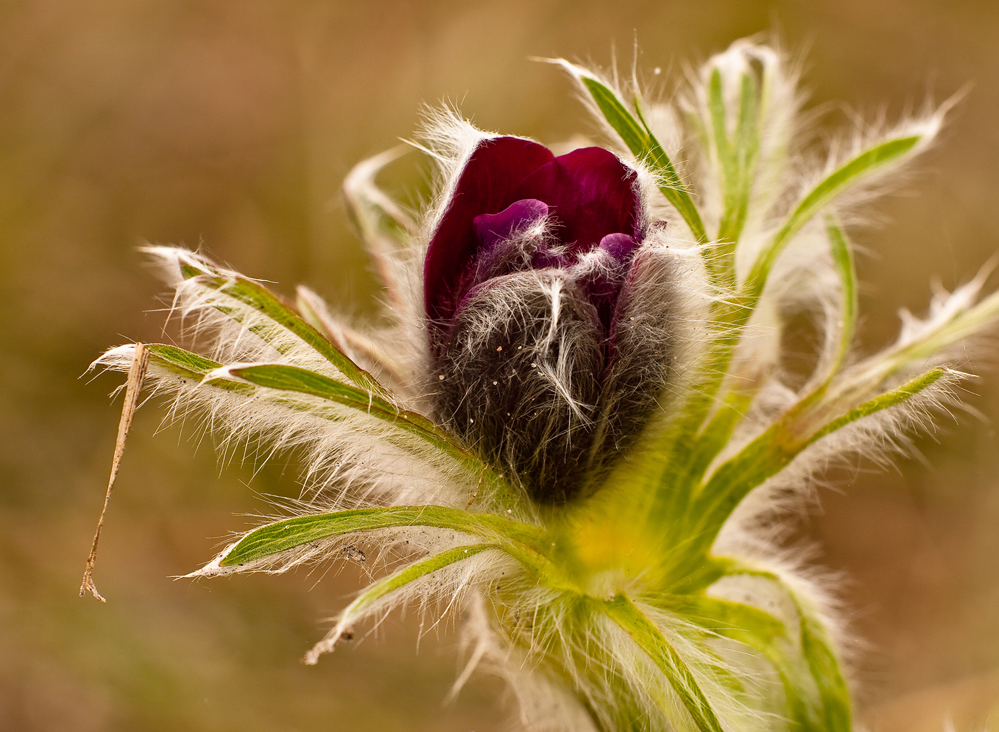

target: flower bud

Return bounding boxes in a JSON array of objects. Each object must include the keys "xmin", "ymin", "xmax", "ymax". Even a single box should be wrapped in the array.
[{"xmin": 425, "ymin": 136, "xmax": 675, "ymax": 503}]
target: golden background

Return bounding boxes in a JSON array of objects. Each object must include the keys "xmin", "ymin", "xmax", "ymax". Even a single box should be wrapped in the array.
[{"xmin": 2, "ymin": 1, "xmax": 997, "ymax": 730}]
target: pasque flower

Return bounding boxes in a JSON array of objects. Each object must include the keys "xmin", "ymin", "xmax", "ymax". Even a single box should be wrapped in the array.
[
  {"xmin": 93, "ymin": 39, "xmax": 999, "ymax": 732},
  {"xmin": 426, "ymin": 137, "xmax": 676, "ymax": 503}
]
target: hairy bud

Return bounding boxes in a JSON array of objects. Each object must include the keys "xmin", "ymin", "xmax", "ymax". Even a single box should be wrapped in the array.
[{"xmin": 424, "ymin": 136, "xmax": 676, "ymax": 502}]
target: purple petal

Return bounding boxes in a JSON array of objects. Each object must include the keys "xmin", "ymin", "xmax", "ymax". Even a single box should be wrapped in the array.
[
  {"xmin": 473, "ymin": 199, "xmax": 549, "ymax": 251},
  {"xmin": 598, "ymin": 232, "xmax": 641, "ymax": 264},
  {"xmin": 470, "ymin": 200, "xmax": 549, "ymax": 285},
  {"xmin": 513, "ymin": 147, "xmax": 641, "ymax": 254},
  {"xmin": 574, "ymin": 234, "xmax": 640, "ymax": 333},
  {"xmin": 425, "ymin": 137, "xmax": 553, "ymax": 328}
]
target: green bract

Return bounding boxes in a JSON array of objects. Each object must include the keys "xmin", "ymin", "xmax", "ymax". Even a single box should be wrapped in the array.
[{"xmin": 95, "ymin": 39, "xmax": 999, "ymax": 732}]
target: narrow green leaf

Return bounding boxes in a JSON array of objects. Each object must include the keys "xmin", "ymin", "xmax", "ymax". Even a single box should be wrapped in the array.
[
  {"xmin": 734, "ymin": 72, "xmax": 760, "ymax": 169},
  {"xmin": 780, "ymin": 218, "xmax": 860, "ymax": 419},
  {"xmin": 642, "ymin": 383, "xmax": 761, "ymax": 539},
  {"xmin": 602, "ymin": 594, "xmax": 725, "ymax": 732},
  {"xmin": 304, "ymin": 543, "xmax": 500, "ymax": 664},
  {"xmin": 826, "ymin": 218, "xmax": 857, "ymax": 372},
  {"xmin": 685, "ymin": 385, "xmax": 759, "ymax": 485},
  {"xmin": 806, "ymin": 366, "xmax": 946, "ymax": 444},
  {"xmin": 218, "ymin": 363, "xmax": 499, "ymax": 479},
  {"xmin": 145, "ymin": 345, "xmax": 525, "ymax": 516},
  {"xmin": 663, "ymin": 130, "xmax": 930, "ymax": 523},
  {"xmin": 718, "ymin": 559, "xmax": 852, "ymax": 732},
  {"xmin": 142, "ymin": 344, "xmax": 250, "ymax": 393},
  {"xmin": 147, "ymin": 344, "xmax": 219, "ymax": 376},
  {"xmin": 632, "ymin": 101, "xmax": 709, "ymax": 246},
  {"xmin": 799, "ymin": 617, "xmax": 851, "ymax": 732},
  {"xmin": 349, "ymin": 543, "xmax": 494, "ymax": 610},
  {"xmin": 551, "ymin": 61, "xmax": 707, "ymax": 243},
  {"xmin": 223, "ymin": 363, "xmax": 405, "ymax": 424},
  {"xmin": 707, "ymin": 68, "xmax": 737, "ymax": 212},
  {"xmin": 747, "ymin": 133, "xmax": 923, "ymax": 300},
  {"xmin": 578, "ymin": 78, "xmax": 646, "ymax": 159},
  {"xmin": 667, "ymin": 593, "xmax": 787, "ymax": 643},
  {"xmin": 782, "ymin": 218, "xmax": 859, "ymax": 422},
  {"xmin": 688, "ymin": 367, "xmax": 947, "ymax": 558},
  {"xmin": 673, "ymin": 594, "xmax": 823, "ymax": 732},
  {"xmin": 175, "ymin": 255, "xmax": 388, "ymax": 397},
  {"xmin": 878, "ymin": 284, "xmax": 999, "ymax": 377},
  {"xmin": 716, "ymin": 71, "xmax": 760, "ymax": 248},
  {"xmin": 143, "ymin": 345, "xmax": 518, "ymax": 509},
  {"xmin": 220, "ymin": 505, "xmax": 549, "ymax": 568}
]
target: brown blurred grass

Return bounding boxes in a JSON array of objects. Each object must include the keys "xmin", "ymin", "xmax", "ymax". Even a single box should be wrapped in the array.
[{"xmin": 2, "ymin": 1, "xmax": 998, "ymax": 730}]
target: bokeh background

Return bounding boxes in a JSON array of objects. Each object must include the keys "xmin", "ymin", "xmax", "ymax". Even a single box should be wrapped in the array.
[{"xmin": 2, "ymin": 1, "xmax": 998, "ymax": 730}]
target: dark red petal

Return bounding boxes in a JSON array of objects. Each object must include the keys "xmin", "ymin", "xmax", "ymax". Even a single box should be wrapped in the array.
[
  {"xmin": 513, "ymin": 147, "xmax": 641, "ymax": 254},
  {"xmin": 424, "ymin": 137, "xmax": 553, "ymax": 328}
]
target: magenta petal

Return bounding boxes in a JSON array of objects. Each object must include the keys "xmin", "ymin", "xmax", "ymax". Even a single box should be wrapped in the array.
[
  {"xmin": 598, "ymin": 232, "xmax": 641, "ymax": 264},
  {"xmin": 473, "ymin": 199, "xmax": 549, "ymax": 251},
  {"xmin": 470, "ymin": 200, "xmax": 550, "ymax": 287},
  {"xmin": 425, "ymin": 137, "xmax": 553, "ymax": 327},
  {"xmin": 513, "ymin": 147, "xmax": 641, "ymax": 253},
  {"xmin": 576, "ymin": 234, "xmax": 640, "ymax": 332}
]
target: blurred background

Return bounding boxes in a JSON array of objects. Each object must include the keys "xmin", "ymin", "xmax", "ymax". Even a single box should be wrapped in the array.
[{"xmin": 2, "ymin": 0, "xmax": 998, "ymax": 730}]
